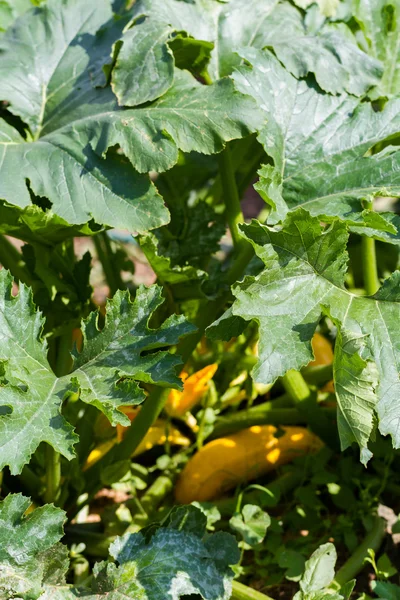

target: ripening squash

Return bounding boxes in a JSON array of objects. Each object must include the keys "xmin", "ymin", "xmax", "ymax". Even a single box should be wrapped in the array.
[
  {"xmin": 310, "ymin": 332, "xmax": 334, "ymax": 393},
  {"xmin": 175, "ymin": 425, "xmax": 322, "ymax": 504},
  {"xmin": 310, "ymin": 332, "xmax": 333, "ymax": 367},
  {"xmin": 84, "ymin": 419, "xmax": 190, "ymax": 470}
]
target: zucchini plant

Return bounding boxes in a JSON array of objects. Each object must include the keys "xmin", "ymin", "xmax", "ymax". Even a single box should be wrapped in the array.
[{"xmin": 0, "ymin": 0, "xmax": 400, "ymax": 598}]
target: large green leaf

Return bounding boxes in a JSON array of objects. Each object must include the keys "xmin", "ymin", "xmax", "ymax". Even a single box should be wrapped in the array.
[
  {"xmin": 0, "ymin": 270, "xmax": 194, "ymax": 474},
  {"xmin": 129, "ymin": 0, "xmax": 381, "ymax": 94},
  {"xmin": 1, "ymin": 501, "xmax": 238, "ymax": 600},
  {"xmin": 0, "ymin": 0, "xmax": 15, "ymax": 32},
  {"xmin": 220, "ymin": 210, "xmax": 400, "ymax": 460},
  {"xmin": 354, "ymin": 0, "xmax": 400, "ymax": 98},
  {"xmin": 85, "ymin": 528, "xmax": 237, "ymax": 600},
  {"xmin": 0, "ymin": 0, "xmax": 261, "ymax": 235},
  {"xmin": 0, "ymin": 494, "xmax": 67, "ymax": 600},
  {"xmin": 233, "ymin": 48, "xmax": 400, "ymax": 239},
  {"xmin": 0, "ymin": 0, "xmax": 167, "ymax": 234},
  {"xmin": 0, "ymin": 0, "xmax": 112, "ymax": 134},
  {"xmin": 70, "ymin": 70, "xmax": 262, "ymax": 174},
  {"xmin": 38, "ymin": 505, "xmax": 239, "ymax": 600}
]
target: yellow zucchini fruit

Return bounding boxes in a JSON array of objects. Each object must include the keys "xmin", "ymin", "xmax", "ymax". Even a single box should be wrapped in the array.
[
  {"xmin": 175, "ymin": 425, "xmax": 323, "ymax": 504},
  {"xmin": 310, "ymin": 332, "xmax": 334, "ymax": 393},
  {"xmin": 310, "ymin": 332, "xmax": 333, "ymax": 366},
  {"xmin": 165, "ymin": 363, "xmax": 218, "ymax": 417},
  {"xmin": 84, "ymin": 420, "xmax": 189, "ymax": 470}
]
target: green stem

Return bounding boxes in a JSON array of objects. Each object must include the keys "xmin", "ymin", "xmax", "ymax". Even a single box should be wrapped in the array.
[
  {"xmin": 44, "ymin": 445, "xmax": 61, "ymax": 505},
  {"xmin": 332, "ymin": 516, "xmax": 386, "ymax": 587},
  {"xmin": 116, "ymin": 387, "xmax": 170, "ymax": 460},
  {"xmin": 282, "ymin": 370, "xmax": 339, "ymax": 450},
  {"xmin": 219, "ymin": 146, "xmax": 247, "ymax": 252},
  {"xmin": 282, "ymin": 370, "xmax": 310, "ymax": 402},
  {"xmin": 231, "ymin": 581, "xmax": 275, "ymax": 600},
  {"xmin": 45, "ymin": 331, "xmax": 72, "ymax": 505},
  {"xmin": 202, "ymin": 71, "xmax": 213, "ymax": 85},
  {"xmin": 210, "ymin": 403, "xmax": 336, "ymax": 439},
  {"xmin": 94, "ymin": 232, "xmax": 124, "ymax": 296},
  {"xmin": 301, "ymin": 363, "xmax": 333, "ymax": 386},
  {"xmin": 361, "ymin": 200, "xmax": 380, "ymax": 296}
]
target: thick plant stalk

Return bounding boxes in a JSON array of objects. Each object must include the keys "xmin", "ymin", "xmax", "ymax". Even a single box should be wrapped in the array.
[
  {"xmin": 333, "ymin": 516, "xmax": 385, "ymax": 587},
  {"xmin": 210, "ymin": 402, "xmax": 336, "ymax": 439},
  {"xmin": 219, "ymin": 146, "xmax": 247, "ymax": 252},
  {"xmin": 362, "ymin": 234, "xmax": 380, "ymax": 295},
  {"xmin": 44, "ymin": 446, "xmax": 61, "ymax": 505},
  {"xmin": 302, "ymin": 363, "xmax": 333, "ymax": 386},
  {"xmin": 45, "ymin": 331, "xmax": 72, "ymax": 505},
  {"xmin": 282, "ymin": 370, "xmax": 311, "ymax": 403},
  {"xmin": 361, "ymin": 200, "xmax": 380, "ymax": 296},
  {"xmin": 231, "ymin": 581, "xmax": 275, "ymax": 600}
]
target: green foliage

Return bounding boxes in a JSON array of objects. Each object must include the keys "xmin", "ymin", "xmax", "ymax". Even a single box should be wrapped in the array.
[
  {"xmin": 233, "ymin": 48, "xmax": 400, "ymax": 239},
  {"xmin": 215, "ymin": 211, "xmax": 400, "ymax": 462},
  {"xmin": 0, "ymin": 497, "xmax": 238, "ymax": 600},
  {"xmin": 131, "ymin": 0, "xmax": 381, "ymax": 93},
  {"xmin": 0, "ymin": 0, "xmax": 261, "ymax": 237},
  {"xmin": 0, "ymin": 494, "xmax": 67, "ymax": 600},
  {"xmin": 1, "ymin": 0, "xmax": 400, "ymax": 597},
  {"xmin": 0, "ymin": 270, "xmax": 194, "ymax": 474},
  {"xmin": 354, "ymin": 0, "xmax": 400, "ymax": 99}
]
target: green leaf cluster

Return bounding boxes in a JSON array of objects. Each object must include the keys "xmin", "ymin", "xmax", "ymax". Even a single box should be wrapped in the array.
[
  {"xmin": 0, "ymin": 269, "xmax": 194, "ymax": 474},
  {"xmin": 0, "ymin": 496, "xmax": 239, "ymax": 600}
]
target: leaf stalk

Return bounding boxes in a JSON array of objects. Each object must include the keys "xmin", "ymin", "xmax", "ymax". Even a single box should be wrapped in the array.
[
  {"xmin": 218, "ymin": 146, "xmax": 248, "ymax": 253},
  {"xmin": 231, "ymin": 580, "xmax": 275, "ymax": 600},
  {"xmin": 361, "ymin": 199, "xmax": 380, "ymax": 295},
  {"xmin": 44, "ymin": 445, "xmax": 61, "ymax": 505}
]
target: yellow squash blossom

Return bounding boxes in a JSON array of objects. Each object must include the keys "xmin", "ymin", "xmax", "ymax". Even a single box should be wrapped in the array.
[{"xmin": 165, "ymin": 364, "xmax": 218, "ymax": 417}]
